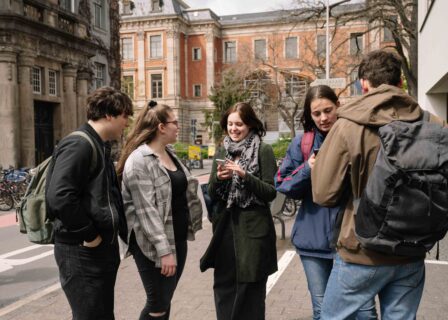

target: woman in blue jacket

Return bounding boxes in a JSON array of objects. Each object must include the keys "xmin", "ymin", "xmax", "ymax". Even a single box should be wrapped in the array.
[{"xmin": 275, "ymin": 85, "xmax": 377, "ymax": 320}]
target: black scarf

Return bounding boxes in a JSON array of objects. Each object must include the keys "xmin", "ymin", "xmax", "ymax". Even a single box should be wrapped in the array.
[{"xmin": 216, "ymin": 131, "xmax": 260, "ymax": 208}]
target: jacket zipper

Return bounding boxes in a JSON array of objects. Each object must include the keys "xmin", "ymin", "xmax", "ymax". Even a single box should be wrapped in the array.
[{"xmin": 105, "ymin": 146, "xmax": 117, "ymax": 244}]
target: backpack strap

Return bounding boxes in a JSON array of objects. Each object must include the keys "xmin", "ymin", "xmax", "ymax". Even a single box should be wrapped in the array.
[
  {"xmin": 301, "ymin": 130, "xmax": 315, "ymax": 162},
  {"xmin": 422, "ymin": 110, "xmax": 431, "ymax": 122},
  {"xmin": 69, "ymin": 131, "xmax": 98, "ymax": 176}
]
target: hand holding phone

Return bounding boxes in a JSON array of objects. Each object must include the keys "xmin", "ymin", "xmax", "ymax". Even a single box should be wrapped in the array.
[{"xmin": 216, "ymin": 159, "xmax": 226, "ymax": 166}]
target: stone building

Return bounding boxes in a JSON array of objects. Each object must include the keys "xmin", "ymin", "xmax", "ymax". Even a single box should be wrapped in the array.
[
  {"xmin": 0, "ymin": 0, "xmax": 117, "ymax": 168},
  {"xmin": 119, "ymin": 0, "xmax": 396, "ymax": 144}
]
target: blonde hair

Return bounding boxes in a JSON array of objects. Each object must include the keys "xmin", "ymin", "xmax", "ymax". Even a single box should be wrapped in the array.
[{"xmin": 116, "ymin": 101, "xmax": 173, "ymax": 179}]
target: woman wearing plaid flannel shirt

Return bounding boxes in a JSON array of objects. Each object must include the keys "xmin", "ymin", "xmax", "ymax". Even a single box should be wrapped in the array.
[{"xmin": 117, "ymin": 101, "xmax": 203, "ymax": 320}]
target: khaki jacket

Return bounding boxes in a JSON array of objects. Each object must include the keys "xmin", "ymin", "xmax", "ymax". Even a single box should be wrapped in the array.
[{"xmin": 311, "ymin": 84, "xmax": 446, "ymax": 265}]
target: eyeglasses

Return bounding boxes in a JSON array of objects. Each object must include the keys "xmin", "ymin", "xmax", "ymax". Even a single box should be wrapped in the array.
[{"xmin": 165, "ymin": 120, "xmax": 179, "ymax": 127}]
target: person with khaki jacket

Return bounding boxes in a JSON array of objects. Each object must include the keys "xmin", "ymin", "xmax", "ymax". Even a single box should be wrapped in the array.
[{"xmin": 311, "ymin": 50, "xmax": 446, "ymax": 320}]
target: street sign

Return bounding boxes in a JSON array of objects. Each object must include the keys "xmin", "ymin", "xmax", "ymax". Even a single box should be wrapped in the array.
[{"xmin": 311, "ymin": 78, "xmax": 347, "ymax": 88}]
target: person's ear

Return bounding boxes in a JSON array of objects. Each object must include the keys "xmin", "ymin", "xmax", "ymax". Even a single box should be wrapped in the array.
[
  {"xmin": 336, "ymin": 101, "xmax": 341, "ymax": 108},
  {"xmin": 360, "ymin": 79, "xmax": 370, "ymax": 94}
]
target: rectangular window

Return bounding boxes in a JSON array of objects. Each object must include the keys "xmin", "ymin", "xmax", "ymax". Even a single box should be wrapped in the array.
[
  {"xmin": 383, "ymin": 15, "xmax": 397, "ymax": 42},
  {"xmin": 350, "ymin": 69, "xmax": 362, "ymax": 96},
  {"xmin": 151, "ymin": 74, "xmax": 163, "ymax": 98},
  {"xmin": 59, "ymin": 0, "xmax": 73, "ymax": 12},
  {"xmin": 285, "ymin": 37, "xmax": 298, "ymax": 59},
  {"xmin": 150, "ymin": 35, "xmax": 162, "ymax": 59},
  {"xmin": 193, "ymin": 84, "xmax": 202, "ymax": 97},
  {"xmin": 192, "ymin": 47, "xmax": 201, "ymax": 61},
  {"xmin": 315, "ymin": 68, "xmax": 325, "ymax": 79},
  {"xmin": 152, "ymin": 0, "xmax": 162, "ymax": 12},
  {"xmin": 317, "ymin": 35, "xmax": 326, "ymax": 58},
  {"xmin": 350, "ymin": 33, "xmax": 363, "ymax": 56},
  {"xmin": 285, "ymin": 75, "xmax": 305, "ymax": 97},
  {"xmin": 254, "ymin": 39, "xmax": 266, "ymax": 60},
  {"xmin": 93, "ymin": 0, "xmax": 104, "ymax": 29},
  {"xmin": 48, "ymin": 70, "xmax": 57, "ymax": 96},
  {"xmin": 224, "ymin": 41, "xmax": 236, "ymax": 63},
  {"xmin": 121, "ymin": 38, "xmax": 134, "ymax": 60},
  {"xmin": 32, "ymin": 67, "xmax": 42, "ymax": 94},
  {"xmin": 121, "ymin": 75, "xmax": 134, "ymax": 99},
  {"xmin": 95, "ymin": 63, "xmax": 105, "ymax": 89}
]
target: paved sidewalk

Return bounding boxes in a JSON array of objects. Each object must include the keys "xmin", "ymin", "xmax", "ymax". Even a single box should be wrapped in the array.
[{"xmin": 2, "ymin": 157, "xmax": 448, "ymax": 319}]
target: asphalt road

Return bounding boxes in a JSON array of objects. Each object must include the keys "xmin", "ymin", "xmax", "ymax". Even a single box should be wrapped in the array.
[{"xmin": 0, "ymin": 219, "xmax": 59, "ymax": 308}]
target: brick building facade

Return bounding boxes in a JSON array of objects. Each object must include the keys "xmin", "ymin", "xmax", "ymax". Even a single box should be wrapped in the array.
[{"xmin": 119, "ymin": 0, "xmax": 391, "ymax": 144}]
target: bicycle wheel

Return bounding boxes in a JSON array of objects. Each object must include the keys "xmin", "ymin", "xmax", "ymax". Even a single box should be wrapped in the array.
[
  {"xmin": 282, "ymin": 198, "xmax": 298, "ymax": 217},
  {"xmin": 0, "ymin": 191, "xmax": 14, "ymax": 211}
]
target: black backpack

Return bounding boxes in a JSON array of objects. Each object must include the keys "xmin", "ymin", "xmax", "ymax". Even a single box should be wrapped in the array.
[{"xmin": 355, "ymin": 112, "xmax": 448, "ymax": 257}]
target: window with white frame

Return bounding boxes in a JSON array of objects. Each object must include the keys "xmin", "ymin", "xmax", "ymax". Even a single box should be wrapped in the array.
[
  {"xmin": 192, "ymin": 47, "xmax": 201, "ymax": 61},
  {"xmin": 151, "ymin": 74, "xmax": 163, "ymax": 98},
  {"xmin": 350, "ymin": 33, "xmax": 363, "ymax": 56},
  {"xmin": 350, "ymin": 69, "xmax": 362, "ymax": 96},
  {"xmin": 285, "ymin": 75, "xmax": 306, "ymax": 97},
  {"xmin": 48, "ymin": 70, "xmax": 58, "ymax": 96},
  {"xmin": 93, "ymin": 0, "xmax": 105, "ymax": 29},
  {"xmin": 121, "ymin": 75, "xmax": 134, "ymax": 99},
  {"xmin": 254, "ymin": 39, "xmax": 266, "ymax": 60},
  {"xmin": 150, "ymin": 35, "xmax": 162, "ymax": 59},
  {"xmin": 317, "ymin": 35, "xmax": 326, "ymax": 58},
  {"xmin": 32, "ymin": 67, "xmax": 42, "ymax": 94},
  {"xmin": 193, "ymin": 84, "xmax": 201, "ymax": 97},
  {"xmin": 121, "ymin": 38, "xmax": 134, "ymax": 60},
  {"xmin": 315, "ymin": 68, "xmax": 325, "ymax": 79},
  {"xmin": 224, "ymin": 41, "xmax": 236, "ymax": 63},
  {"xmin": 95, "ymin": 63, "xmax": 105, "ymax": 88},
  {"xmin": 285, "ymin": 37, "xmax": 298, "ymax": 59}
]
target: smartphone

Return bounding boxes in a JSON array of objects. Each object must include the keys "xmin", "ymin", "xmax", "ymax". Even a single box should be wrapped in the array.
[
  {"xmin": 313, "ymin": 148, "xmax": 320, "ymax": 156},
  {"xmin": 216, "ymin": 159, "xmax": 226, "ymax": 166}
]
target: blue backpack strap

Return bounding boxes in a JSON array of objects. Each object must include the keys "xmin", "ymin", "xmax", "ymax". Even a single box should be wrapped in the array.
[{"xmin": 300, "ymin": 130, "xmax": 315, "ymax": 162}]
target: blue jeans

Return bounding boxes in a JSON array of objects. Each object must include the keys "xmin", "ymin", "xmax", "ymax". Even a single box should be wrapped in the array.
[
  {"xmin": 300, "ymin": 255, "xmax": 377, "ymax": 320},
  {"xmin": 321, "ymin": 254, "xmax": 425, "ymax": 320}
]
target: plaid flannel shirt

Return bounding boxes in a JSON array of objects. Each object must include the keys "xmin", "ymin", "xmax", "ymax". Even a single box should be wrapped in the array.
[{"xmin": 121, "ymin": 144, "xmax": 203, "ymax": 267}]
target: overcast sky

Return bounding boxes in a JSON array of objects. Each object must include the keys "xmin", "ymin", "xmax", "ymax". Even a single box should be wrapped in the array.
[{"xmin": 185, "ymin": 0, "xmax": 296, "ymax": 15}]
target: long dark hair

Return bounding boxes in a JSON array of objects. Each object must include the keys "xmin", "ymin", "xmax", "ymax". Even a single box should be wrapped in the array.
[
  {"xmin": 220, "ymin": 102, "xmax": 266, "ymax": 137},
  {"xmin": 300, "ymin": 85, "xmax": 338, "ymax": 132},
  {"xmin": 117, "ymin": 101, "xmax": 173, "ymax": 179}
]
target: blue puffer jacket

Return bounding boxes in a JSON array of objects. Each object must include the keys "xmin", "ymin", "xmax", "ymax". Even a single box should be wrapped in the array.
[{"xmin": 275, "ymin": 130, "xmax": 339, "ymax": 259}]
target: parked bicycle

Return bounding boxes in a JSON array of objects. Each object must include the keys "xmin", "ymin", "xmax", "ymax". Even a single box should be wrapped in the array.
[
  {"xmin": 275, "ymin": 158, "xmax": 300, "ymax": 217},
  {"xmin": 0, "ymin": 168, "xmax": 31, "ymax": 211}
]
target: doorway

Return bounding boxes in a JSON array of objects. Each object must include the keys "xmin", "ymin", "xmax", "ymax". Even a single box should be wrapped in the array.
[{"xmin": 34, "ymin": 101, "xmax": 56, "ymax": 165}]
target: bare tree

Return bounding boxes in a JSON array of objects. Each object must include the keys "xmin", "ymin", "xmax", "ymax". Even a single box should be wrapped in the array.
[{"xmin": 290, "ymin": 0, "xmax": 418, "ymax": 97}]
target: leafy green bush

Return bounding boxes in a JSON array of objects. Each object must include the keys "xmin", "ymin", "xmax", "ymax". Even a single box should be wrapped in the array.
[{"xmin": 271, "ymin": 136, "xmax": 292, "ymax": 160}]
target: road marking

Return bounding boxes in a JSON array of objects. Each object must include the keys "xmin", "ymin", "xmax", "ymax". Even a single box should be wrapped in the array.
[
  {"xmin": 0, "ymin": 245, "xmax": 54, "ymax": 273},
  {"xmin": 266, "ymin": 250, "xmax": 296, "ymax": 295},
  {"xmin": 0, "ymin": 282, "xmax": 61, "ymax": 317},
  {"xmin": 425, "ymin": 259, "xmax": 448, "ymax": 265}
]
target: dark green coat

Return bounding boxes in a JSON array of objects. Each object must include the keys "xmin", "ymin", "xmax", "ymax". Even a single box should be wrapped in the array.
[{"xmin": 200, "ymin": 142, "xmax": 278, "ymax": 282}]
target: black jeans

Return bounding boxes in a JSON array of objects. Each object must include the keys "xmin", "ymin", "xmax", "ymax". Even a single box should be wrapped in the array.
[
  {"xmin": 130, "ymin": 233, "xmax": 188, "ymax": 320},
  {"xmin": 213, "ymin": 220, "xmax": 268, "ymax": 320},
  {"xmin": 54, "ymin": 240, "xmax": 120, "ymax": 320}
]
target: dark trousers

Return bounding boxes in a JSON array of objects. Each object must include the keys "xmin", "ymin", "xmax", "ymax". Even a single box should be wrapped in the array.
[
  {"xmin": 54, "ymin": 241, "xmax": 120, "ymax": 320},
  {"xmin": 213, "ymin": 221, "xmax": 268, "ymax": 320},
  {"xmin": 130, "ymin": 233, "xmax": 188, "ymax": 320}
]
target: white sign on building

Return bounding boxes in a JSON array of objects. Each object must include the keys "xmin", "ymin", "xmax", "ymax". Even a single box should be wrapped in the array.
[{"xmin": 311, "ymin": 78, "xmax": 347, "ymax": 88}]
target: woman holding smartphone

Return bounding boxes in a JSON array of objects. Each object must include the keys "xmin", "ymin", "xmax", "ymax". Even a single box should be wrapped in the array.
[
  {"xmin": 275, "ymin": 85, "xmax": 377, "ymax": 320},
  {"xmin": 200, "ymin": 102, "xmax": 278, "ymax": 320},
  {"xmin": 117, "ymin": 101, "xmax": 203, "ymax": 320}
]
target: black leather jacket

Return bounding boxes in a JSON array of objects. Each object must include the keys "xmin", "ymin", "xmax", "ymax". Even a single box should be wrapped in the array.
[{"xmin": 46, "ymin": 123, "xmax": 127, "ymax": 245}]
